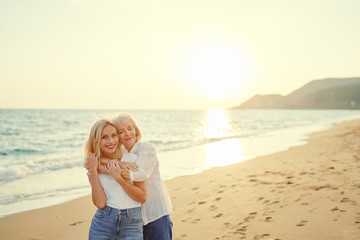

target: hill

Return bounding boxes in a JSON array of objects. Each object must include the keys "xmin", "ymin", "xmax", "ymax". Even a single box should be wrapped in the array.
[{"xmin": 233, "ymin": 77, "xmax": 360, "ymax": 109}]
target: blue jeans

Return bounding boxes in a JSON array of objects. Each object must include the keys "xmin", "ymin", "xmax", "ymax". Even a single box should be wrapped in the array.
[
  {"xmin": 89, "ymin": 206, "xmax": 143, "ymax": 240},
  {"xmin": 143, "ymin": 215, "xmax": 173, "ymax": 240}
]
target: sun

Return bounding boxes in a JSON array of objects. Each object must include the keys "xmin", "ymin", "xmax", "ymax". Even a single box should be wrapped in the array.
[{"xmin": 177, "ymin": 39, "xmax": 252, "ymax": 99}]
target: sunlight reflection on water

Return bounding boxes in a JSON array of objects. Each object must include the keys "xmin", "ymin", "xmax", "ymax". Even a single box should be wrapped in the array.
[
  {"xmin": 203, "ymin": 139, "xmax": 249, "ymax": 167},
  {"xmin": 201, "ymin": 108, "xmax": 230, "ymax": 138},
  {"xmin": 200, "ymin": 109, "xmax": 248, "ymax": 167}
]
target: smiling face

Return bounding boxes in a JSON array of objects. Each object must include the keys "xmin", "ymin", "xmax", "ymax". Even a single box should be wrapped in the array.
[
  {"xmin": 100, "ymin": 124, "xmax": 119, "ymax": 158},
  {"xmin": 117, "ymin": 118, "xmax": 137, "ymax": 152}
]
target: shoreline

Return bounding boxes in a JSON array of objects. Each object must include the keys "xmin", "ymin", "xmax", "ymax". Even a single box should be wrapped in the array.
[
  {"xmin": 0, "ymin": 115, "xmax": 338, "ymax": 218},
  {"xmin": 1, "ymin": 118, "xmax": 360, "ymax": 239}
]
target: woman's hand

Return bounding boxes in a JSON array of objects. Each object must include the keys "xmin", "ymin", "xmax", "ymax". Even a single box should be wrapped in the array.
[
  {"xmin": 105, "ymin": 160, "xmax": 122, "ymax": 179},
  {"xmin": 97, "ymin": 164, "xmax": 108, "ymax": 175},
  {"xmin": 121, "ymin": 169, "xmax": 131, "ymax": 182},
  {"xmin": 100, "ymin": 157, "xmax": 138, "ymax": 172},
  {"xmin": 85, "ymin": 153, "xmax": 99, "ymax": 174},
  {"xmin": 119, "ymin": 162, "xmax": 139, "ymax": 172}
]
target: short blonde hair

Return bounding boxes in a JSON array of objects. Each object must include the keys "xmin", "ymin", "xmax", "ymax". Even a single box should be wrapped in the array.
[
  {"xmin": 84, "ymin": 119, "xmax": 122, "ymax": 166},
  {"xmin": 112, "ymin": 113, "xmax": 142, "ymax": 142}
]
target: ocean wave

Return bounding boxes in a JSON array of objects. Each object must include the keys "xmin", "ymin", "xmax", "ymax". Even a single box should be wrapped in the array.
[
  {"xmin": 150, "ymin": 132, "xmax": 261, "ymax": 152},
  {"xmin": 12, "ymin": 149, "xmax": 39, "ymax": 154},
  {"xmin": 0, "ymin": 185, "xmax": 89, "ymax": 206},
  {"xmin": 0, "ymin": 131, "xmax": 20, "ymax": 136},
  {"xmin": 0, "ymin": 166, "xmax": 28, "ymax": 182},
  {"xmin": 0, "ymin": 158, "xmax": 83, "ymax": 182},
  {"xmin": 0, "ymin": 148, "xmax": 40, "ymax": 156},
  {"xmin": 63, "ymin": 120, "xmax": 81, "ymax": 125}
]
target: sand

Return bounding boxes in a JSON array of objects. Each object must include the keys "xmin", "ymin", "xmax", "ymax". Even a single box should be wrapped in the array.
[{"xmin": 1, "ymin": 119, "xmax": 360, "ymax": 240}]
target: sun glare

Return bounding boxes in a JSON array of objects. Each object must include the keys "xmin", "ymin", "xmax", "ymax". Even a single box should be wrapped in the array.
[
  {"xmin": 200, "ymin": 108, "xmax": 230, "ymax": 139},
  {"xmin": 203, "ymin": 139, "xmax": 249, "ymax": 168},
  {"xmin": 199, "ymin": 109, "xmax": 248, "ymax": 167},
  {"xmin": 178, "ymin": 39, "xmax": 252, "ymax": 99}
]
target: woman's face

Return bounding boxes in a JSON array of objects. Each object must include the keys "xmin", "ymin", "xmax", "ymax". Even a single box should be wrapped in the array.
[
  {"xmin": 117, "ymin": 118, "xmax": 136, "ymax": 151},
  {"xmin": 100, "ymin": 125, "xmax": 118, "ymax": 158}
]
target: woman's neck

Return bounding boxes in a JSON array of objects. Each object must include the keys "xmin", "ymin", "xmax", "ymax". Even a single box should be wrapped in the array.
[
  {"xmin": 125, "ymin": 142, "xmax": 136, "ymax": 152},
  {"xmin": 102, "ymin": 152, "xmax": 116, "ymax": 159}
]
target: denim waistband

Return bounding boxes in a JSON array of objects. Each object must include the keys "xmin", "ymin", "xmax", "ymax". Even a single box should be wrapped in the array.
[{"xmin": 102, "ymin": 205, "xmax": 141, "ymax": 216}]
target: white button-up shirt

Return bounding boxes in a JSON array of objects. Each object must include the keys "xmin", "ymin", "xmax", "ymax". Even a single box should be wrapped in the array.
[{"xmin": 122, "ymin": 142, "xmax": 173, "ymax": 225}]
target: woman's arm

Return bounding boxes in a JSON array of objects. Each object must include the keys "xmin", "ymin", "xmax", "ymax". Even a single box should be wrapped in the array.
[
  {"xmin": 99, "ymin": 142, "xmax": 158, "ymax": 182},
  {"xmin": 85, "ymin": 153, "xmax": 107, "ymax": 209},
  {"xmin": 98, "ymin": 158, "xmax": 133, "ymax": 182},
  {"xmin": 100, "ymin": 157, "xmax": 139, "ymax": 171},
  {"xmin": 128, "ymin": 142, "xmax": 158, "ymax": 182},
  {"xmin": 106, "ymin": 160, "xmax": 147, "ymax": 204}
]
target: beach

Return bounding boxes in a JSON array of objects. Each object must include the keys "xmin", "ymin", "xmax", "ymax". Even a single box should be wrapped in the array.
[{"xmin": 1, "ymin": 118, "xmax": 360, "ymax": 240}]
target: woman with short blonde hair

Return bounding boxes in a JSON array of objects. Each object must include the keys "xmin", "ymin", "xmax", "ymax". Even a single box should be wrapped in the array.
[
  {"xmin": 101, "ymin": 113, "xmax": 173, "ymax": 240},
  {"xmin": 112, "ymin": 113, "xmax": 143, "ymax": 142}
]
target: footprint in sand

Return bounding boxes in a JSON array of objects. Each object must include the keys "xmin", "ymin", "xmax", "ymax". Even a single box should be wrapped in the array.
[
  {"xmin": 331, "ymin": 206, "xmax": 339, "ymax": 211},
  {"xmin": 224, "ymin": 222, "xmax": 231, "ymax": 227},
  {"xmin": 261, "ymin": 233, "xmax": 271, "ymax": 237},
  {"xmin": 270, "ymin": 200, "xmax": 280, "ymax": 205},
  {"xmin": 253, "ymin": 233, "xmax": 271, "ymax": 240},
  {"xmin": 191, "ymin": 218, "xmax": 201, "ymax": 223},
  {"xmin": 198, "ymin": 201, "xmax": 206, "ymax": 205},
  {"xmin": 340, "ymin": 197, "xmax": 357, "ymax": 205},
  {"xmin": 262, "ymin": 209, "xmax": 274, "ymax": 215},
  {"xmin": 296, "ymin": 220, "xmax": 308, "ymax": 226},
  {"xmin": 243, "ymin": 212, "xmax": 257, "ymax": 222},
  {"xmin": 214, "ymin": 213, "xmax": 223, "ymax": 218},
  {"xmin": 69, "ymin": 221, "xmax": 84, "ymax": 226},
  {"xmin": 209, "ymin": 205, "xmax": 217, "ymax": 211}
]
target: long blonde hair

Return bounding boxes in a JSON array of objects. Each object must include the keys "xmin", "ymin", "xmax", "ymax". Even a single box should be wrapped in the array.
[
  {"xmin": 84, "ymin": 119, "xmax": 122, "ymax": 165},
  {"xmin": 112, "ymin": 113, "xmax": 142, "ymax": 142}
]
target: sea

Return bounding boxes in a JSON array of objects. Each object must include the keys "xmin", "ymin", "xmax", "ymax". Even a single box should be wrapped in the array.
[{"xmin": 1, "ymin": 109, "xmax": 359, "ymax": 218}]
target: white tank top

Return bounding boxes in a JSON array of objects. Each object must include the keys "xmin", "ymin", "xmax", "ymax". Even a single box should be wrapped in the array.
[{"xmin": 99, "ymin": 174, "xmax": 141, "ymax": 210}]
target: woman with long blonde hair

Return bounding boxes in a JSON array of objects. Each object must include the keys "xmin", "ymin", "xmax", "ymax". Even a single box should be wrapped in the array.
[
  {"xmin": 84, "ymin": 119, "xmax": 146, "ymax": 240},
  {"xmin": 100, "ymin": 114, "xmax": 173, "ymax": 240}
]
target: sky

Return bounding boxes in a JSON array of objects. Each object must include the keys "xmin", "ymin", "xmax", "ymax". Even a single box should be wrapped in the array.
[{"xmin": 1, "ymin": 0, "xmax": 359, "ymax": 109}]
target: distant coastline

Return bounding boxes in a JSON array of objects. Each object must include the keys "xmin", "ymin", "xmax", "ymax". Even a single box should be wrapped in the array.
[{"xmin": 233, "ymin": 77, "xmax": 360, "ymax": 109}]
